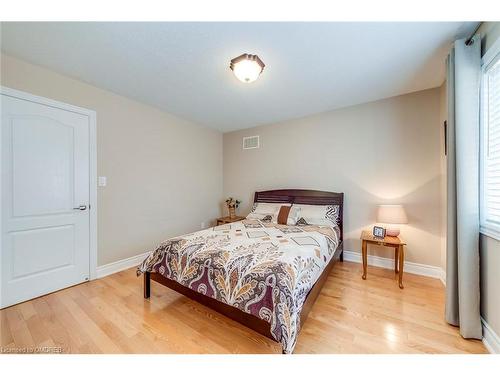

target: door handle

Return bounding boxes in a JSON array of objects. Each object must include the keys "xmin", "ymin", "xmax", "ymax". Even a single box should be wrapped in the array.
[{"xmin": 73, "ymin": 205, "xmax": 87, "ymax": 211}]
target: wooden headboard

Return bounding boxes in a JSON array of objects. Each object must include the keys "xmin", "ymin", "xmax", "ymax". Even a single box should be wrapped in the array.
[{"xmin": 253, "ymin": 189, "xmax": 344, "ymax": 241}]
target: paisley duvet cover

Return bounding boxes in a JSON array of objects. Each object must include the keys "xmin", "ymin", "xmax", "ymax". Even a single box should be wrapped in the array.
[{"xmin": 137, "ymin": 219, "xmax": 340, "ymax": 353}]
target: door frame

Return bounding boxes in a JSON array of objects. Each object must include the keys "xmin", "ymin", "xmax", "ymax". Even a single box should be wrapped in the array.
[{"xmin": 0, "ymin": 86, "xmax": 98, "ymax": 287}]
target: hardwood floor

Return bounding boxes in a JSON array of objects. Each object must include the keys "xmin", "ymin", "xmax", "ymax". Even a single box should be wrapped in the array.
[{"xmin": 0, "ymin": 261, "xmax": 487, "ymax": 354}]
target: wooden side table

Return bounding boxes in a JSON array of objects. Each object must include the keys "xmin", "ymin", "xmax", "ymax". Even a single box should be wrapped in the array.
[
  {"xmin": 360, "ymin": 230, "xmax": 407, "ymax": 289},
  {"xmin": 216, "ymin": 216, "xmax": 245, "ymax": 225}
]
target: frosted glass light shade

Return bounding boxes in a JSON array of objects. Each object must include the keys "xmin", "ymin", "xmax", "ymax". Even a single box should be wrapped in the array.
[
  {"xmin": 377, "ymin": 205, "xmax": 408, "ymax": 224},
  {"xmin": 230, "ymin": 54, "xmax": 265, "ymax": 83}
]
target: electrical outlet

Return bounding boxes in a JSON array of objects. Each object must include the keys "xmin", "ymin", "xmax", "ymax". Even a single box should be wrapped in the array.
[
  {"xmin": 201, "ymin": 222, "xmax": 206, "ymax": 229},
  {"xmin": 98, "ymin": 176, "xmax": 107, "ymax": 187}
]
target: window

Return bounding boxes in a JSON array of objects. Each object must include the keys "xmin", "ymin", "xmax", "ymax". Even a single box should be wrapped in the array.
[{"xmin": 480, "ymin": 40, "xmax": 500, "ymax": 239}]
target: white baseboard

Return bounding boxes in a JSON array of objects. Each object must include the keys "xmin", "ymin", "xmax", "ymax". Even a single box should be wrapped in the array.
[
  {"xmin": 343, "ymin": 250, "xmax": 445, "ymax": 280},
  {"xmin": 95, "ymin": 251, "xmax": 150, "ymax": 279},
  {"xmin": 96, "ymin": 250, "xmax": 446, "ymax": 284},
  {"xmin": 482, "ymin": 317, "xmax": 500, "ymax": 354},
  {"xmin": 438, "ymin": 268, "xmax": 446, "ymax": 287}
]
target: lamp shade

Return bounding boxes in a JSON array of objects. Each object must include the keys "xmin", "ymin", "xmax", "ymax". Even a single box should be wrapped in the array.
[{"xmin": 377, "ymin": 205, "xmax": 408, "ymax": 224}]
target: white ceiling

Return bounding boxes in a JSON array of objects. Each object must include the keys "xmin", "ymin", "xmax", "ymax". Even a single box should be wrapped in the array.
[{"xmin": 1, "ymin": 22, "xmax": 477, "ymax": 132}]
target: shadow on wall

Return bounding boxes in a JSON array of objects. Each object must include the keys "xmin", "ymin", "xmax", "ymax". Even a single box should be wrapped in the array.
[
  {"xmin": 350, "ymin": 174, "xmax": 444, "ymax": 237},
  {"xmin": 227, "ymin": 174, "xmax": 442, "ymax": 232},
  {"xmin": 341, "ymin": 174, "xmax": 443, "ymax": 264},
  {"xmin": 226, "ymin": 174, "xmax": 443, "ymax": 265}
]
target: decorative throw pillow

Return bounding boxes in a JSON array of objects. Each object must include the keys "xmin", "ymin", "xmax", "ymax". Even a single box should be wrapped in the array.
[
  {"xmin": 293, "ymin": 204, "xmax": 340, "ymax": 226},
  {"xmin": 261, "ymin": 215, "xmax": 273, "ymax": 223},
  {"xmin": 326, "ymin": 205, "xmax": 340, "ymax": 225},
  {"xmin": 277, "ymin": 206, "xmax": 291, "ymax": 225},
  {"xmin": 296, "ymin": 217, "xmax": 309, "ymax": 226}
]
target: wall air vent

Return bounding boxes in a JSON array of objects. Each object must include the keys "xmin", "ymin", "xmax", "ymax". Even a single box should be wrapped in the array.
[{"xmin": 243, "ymin": 135, "xmax": 260, "ymax": 150}]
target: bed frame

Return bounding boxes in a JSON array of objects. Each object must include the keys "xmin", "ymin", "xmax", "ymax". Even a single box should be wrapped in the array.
[{"xmin": 143, "ymin": 189, "xmax": 344, "ymax": 353}]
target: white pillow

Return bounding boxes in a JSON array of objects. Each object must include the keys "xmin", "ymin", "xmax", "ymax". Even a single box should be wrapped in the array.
[
  {"xmin": 285, "ymin": 206, "xmax": 302, "ymax": 225},
  {"xmin": 246, "ymin": 212, "xmax": 271, "ymax": 221},
  {"xmin": 293, "ymin": 204, "xmax": 340, "ymax": 226},
  {"xmin": 246, "ymin": 202, "xmax": 291, "ymax": 222},
  {"xmin": 252, "ymin": 202, "xmax": 290, "ymax": 214}
]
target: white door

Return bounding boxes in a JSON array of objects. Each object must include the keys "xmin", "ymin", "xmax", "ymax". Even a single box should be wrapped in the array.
[{"xmin": 1, "ymin": 92, "xmax": 91, "ymax": 308}]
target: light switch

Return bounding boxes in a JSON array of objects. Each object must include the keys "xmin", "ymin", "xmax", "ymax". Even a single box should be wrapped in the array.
[{"xmin": 98, "ymin": 176, "xmax": 107, "ymax": 187}]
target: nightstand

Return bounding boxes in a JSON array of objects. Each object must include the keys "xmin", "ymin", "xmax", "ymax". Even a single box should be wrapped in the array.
[
  {"xmin": 216, "ymin": 216, "xmax": 245, "ymax": 225},
  {"xmin": 360, "ymin": 230, "xmax": 407, "ymax": 289}
]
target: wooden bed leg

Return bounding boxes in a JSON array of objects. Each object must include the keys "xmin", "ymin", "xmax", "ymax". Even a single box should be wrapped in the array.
[
  {"xmin": 339, "ymin": 250, "xmax": 344, "ymax": 262},
  {"xmin": 144, "ymin": 272, "xmax": 151, "ymax": 299}
]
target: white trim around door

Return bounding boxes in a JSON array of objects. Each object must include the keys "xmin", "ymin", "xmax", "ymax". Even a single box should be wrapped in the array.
[{"xmin": 0, "ymin": 86, "xmax": 98, "ymax": 298}]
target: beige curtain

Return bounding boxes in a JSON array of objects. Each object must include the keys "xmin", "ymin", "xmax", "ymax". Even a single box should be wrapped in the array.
[{"xmin": 445, "ymin": 35, "xmax": 482, "ymax": 339}]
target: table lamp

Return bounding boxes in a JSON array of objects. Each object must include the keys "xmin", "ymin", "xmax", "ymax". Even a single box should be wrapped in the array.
[{"xmin": 377, "ymin": 205, "xmax": 408, "ymax": 237}]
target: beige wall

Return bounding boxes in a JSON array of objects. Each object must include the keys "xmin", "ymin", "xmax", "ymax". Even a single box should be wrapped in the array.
[
  {"xmin": 1, "ymin": 54, "xmax": 223, "ymax": 266},
  {"xmin": 477, "ymin": 21, "xmax": 500, "ymax": 338},
  {"xmin": 479, "ymin": 235, "xmax": 500, "ymax": 336},
  {"xmin": 224, "ymin": 88, "xmax": 444, "ymax": 267}
]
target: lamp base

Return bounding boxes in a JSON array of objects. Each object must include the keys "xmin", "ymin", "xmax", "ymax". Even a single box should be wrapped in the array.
[{"xmin": 386, "ymin": 228, "xmax": 400, "ymax": 237}]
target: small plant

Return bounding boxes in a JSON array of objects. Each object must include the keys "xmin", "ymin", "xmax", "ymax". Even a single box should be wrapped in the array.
[
  {"xmin": 225, "ymin": 197, "xmax": 241, "ymax": 219},
  {"xmin": 225, "ymin": 197, "xmax": 241, "ymax": 208}
]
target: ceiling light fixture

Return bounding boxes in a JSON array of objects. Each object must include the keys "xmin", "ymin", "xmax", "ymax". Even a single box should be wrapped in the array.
[{"xmin": 230, "ymin": 53, "xmax": 265, "ymax": 83}]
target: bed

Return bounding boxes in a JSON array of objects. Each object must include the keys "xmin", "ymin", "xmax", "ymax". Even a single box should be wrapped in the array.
[{"xmin": 137, "ymin": 189, "xmax": 344, "ymax": 353}]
